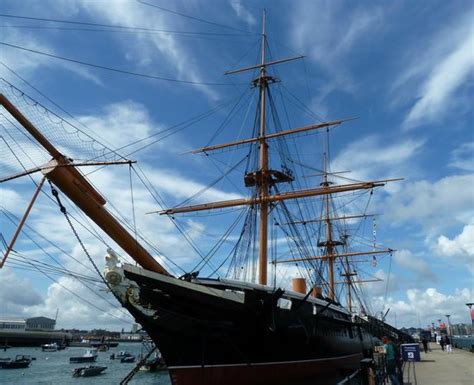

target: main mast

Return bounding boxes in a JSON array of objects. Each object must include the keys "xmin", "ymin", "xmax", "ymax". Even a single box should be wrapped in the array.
[
  {"xmin": 257, "ymin": 10, "xmax": 269, "ymax": 285},
  {"xmin": 156, "ymin": 15, "xmax": 399, "ymax": 293}
]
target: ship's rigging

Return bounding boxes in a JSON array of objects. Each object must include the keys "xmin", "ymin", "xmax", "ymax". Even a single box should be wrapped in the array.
[
  {"xmin": 0, "ymin": 11, "xmax": 418, "ymax": 385},
  {"xmin": 0, "ymin": 12, "xmax": 400, "ymax": 321}
]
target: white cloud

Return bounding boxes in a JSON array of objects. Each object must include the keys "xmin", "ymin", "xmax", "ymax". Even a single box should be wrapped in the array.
[
  {"xmin": 0, "ymin": 187, "xmax": 24, "ymax": 214},
  {"xmin": 363, "ymin": 268, "xmax": 400, "ymax": 298},
  {"xmin": 28, "ymin": 274, "xmax": 133, "ymax": 329},
  {"xmin": 142, "ymin": 166, "xmax": 242, "ymax": 203},
  {"xmin": 392, "ymin": 13, "xmax": 474, "ymax": 129},
  {"xmin": 404, "ymin": 36, "xmax": 473, "ymax": 128},
  {"xmin": 290, "ymin": 3, "xmax": 384, "ymax": 110},
  {"xmin": 230, "ymin": 1, "xmax": 256, "ymax": 26},
  {"xmin": 71, "ymin": 0, "xmax": 219, "ymax": 100},
  {"xmin": 449, "ymin": 142, "xmax": 474, "ymax": 172},
  {"xmin": 393, "ymin": 249, "xmax": 436, "ymax": 280},
  {"xmin": 375, "ymin": 287, "xmax": 473, "ymax": 327},
  {"xmin": 77, "ymin": 101, "xmax": 157, "ymax": 149},
  {"xmin": 0, "ymin": 268, "xmax": 43, "ymax": 317},
  {"xmin": 331, "ymin": 135, "xmax": 424, "ymax": 183},
  {"xmin": 435, "ymin": 223, "xmax": 474, "ymax": 272},
  {"xmin": 0, "ymin": 27, "xmax": 101, "ymax": 84},
  {"xmin": 385, "ymin": 174, "xmax": 474, "ymax": 233},
  {"xmin": 291, "ymin": 3, "xmax": 383, "ymax": 68}
]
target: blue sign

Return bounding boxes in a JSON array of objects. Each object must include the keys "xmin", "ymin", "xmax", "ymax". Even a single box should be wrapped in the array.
[{"xmin": 400, "ymin": 343, "xmax": 421, "ymax": 362}]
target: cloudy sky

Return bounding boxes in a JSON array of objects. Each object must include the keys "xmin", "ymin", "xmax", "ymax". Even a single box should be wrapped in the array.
[{"xmin": 0, "ymin": 0, "xmax": 472, "ymax": 331}]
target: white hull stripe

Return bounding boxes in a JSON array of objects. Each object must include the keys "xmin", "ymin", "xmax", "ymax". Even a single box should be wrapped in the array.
[{"xmin": 168, "ymin": 353, "xmax": 361, "ymax": 370}]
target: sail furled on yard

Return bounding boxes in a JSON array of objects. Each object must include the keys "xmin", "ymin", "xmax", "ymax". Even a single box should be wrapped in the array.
[{"xmin": 0, "ymin": 78, "xmax": 126, "ymax": 182}]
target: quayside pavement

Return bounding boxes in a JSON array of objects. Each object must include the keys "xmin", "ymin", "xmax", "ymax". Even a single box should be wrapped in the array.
[{"xmin": 403, "ymin": 343, "xmax": 473, "ymax": 385}]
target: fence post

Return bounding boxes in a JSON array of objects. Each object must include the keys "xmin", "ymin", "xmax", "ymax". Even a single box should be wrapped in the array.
[{"xmin": 360, "ymin": 358, "xmax": 375, "ymax": 385}]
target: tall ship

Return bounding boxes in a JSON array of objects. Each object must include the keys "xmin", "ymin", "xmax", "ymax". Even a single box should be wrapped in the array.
[{"xmin": 0, "ymin": 13, "xmax": 412, "ymax": 385}]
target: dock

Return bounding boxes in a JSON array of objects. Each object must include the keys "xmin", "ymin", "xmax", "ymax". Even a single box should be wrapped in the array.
[{"xmin": 403, "ymin": 343, "xmax": 473, "ymax": 385}]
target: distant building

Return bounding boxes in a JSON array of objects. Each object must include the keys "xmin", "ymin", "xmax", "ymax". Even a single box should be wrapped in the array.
[
  {"xmin": 0, "ymin": 319, "xmax": 26, "ymax": 330},
  {"xmin": 120, "ymin": 332, "xmax": 143, "ymax": 341},
  {"xmin": 131, "ymin": 323, "xmax": 139, "ymax": 333},
  {"xmin": 25, "ymin": 317, "xmax": 56, "ymax": 331}
]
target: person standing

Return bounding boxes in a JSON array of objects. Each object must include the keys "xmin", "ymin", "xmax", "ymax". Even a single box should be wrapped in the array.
[
  {"xmin": 383, "ymin": 336, "xmax": 400, "ymax": 385},
  {"xmin": 445, "ymin": 335, "xmax": 452, "ymax": 353},
  {"xmin": 422, "ymin": 336, "xmax": 429, "ymax": 353},
  {"xmin": 440, "ymin": 335, "xmax": 445, "ymax": 351}
]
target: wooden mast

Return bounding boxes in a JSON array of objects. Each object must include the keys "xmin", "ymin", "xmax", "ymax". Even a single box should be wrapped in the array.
[
  {"xmin": 322, "ymin": 170, "xmax": 336, "ymax": 299},
  {"xmin": 258, "ymin": 10, "xmax": 269, "ymax": 285}
]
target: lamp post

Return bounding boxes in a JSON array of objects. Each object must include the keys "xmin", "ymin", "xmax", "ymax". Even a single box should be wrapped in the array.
[
  {"xmin": 445, "ymin": 314, "xmax": 451, "ymax": 338},
  {"xmin": 466, "ymin": 303, "xmax": 474, "ymax": 336}
]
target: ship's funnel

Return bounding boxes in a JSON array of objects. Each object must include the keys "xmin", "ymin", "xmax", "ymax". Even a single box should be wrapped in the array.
[
  {"xmin": 311, "ymin": 286, "xmax": 322, "ymax": 297},
  {"xmin": 292, "ymin": 278, "xmax": 306, "ymax": 294}
]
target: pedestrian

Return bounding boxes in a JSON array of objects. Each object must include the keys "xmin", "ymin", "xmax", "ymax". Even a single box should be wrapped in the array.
[
  {"xmin": 439, "ymin": 335, "xmax": 445, "ymax": 351},
  {"xmin": 383, "ymin": 336, "xmax": 400, "ymax": 385},
  {"xmin": 421, "ymin": 336, "xmax": 429, "ymax": 353},
  {"xmin": 445, "ymin": 335, "xmax": 452, "ymax": 353}
]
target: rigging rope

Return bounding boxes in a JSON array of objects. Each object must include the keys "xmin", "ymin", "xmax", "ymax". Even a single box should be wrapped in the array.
[
  {"xmin": 0, "ymin": 42, "xmax": 241, "ymax": 86},
  {"xmin": 48, "ymin": 181, "xmax": 110, "ymax": 289}
]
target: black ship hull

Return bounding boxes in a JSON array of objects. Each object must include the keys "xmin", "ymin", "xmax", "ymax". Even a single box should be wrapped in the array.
[{"xmin": 107, "ymin": 263, "xmax": 378, "ymax": 385}]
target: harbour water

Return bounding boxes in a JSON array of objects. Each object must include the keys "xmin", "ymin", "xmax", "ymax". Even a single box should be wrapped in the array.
[{"xmin": 0, "ymin": 342, "xmax": 172, "ymax": 385}]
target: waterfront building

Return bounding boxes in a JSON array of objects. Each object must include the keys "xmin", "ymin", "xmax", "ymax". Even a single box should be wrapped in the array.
[
  {"xmin": 0, "ymin": 319, "xmax": 26, "ymax": 330},
  {"xmin": 25, "ymin": 317, "xmax": 56, "ymax": 331}
]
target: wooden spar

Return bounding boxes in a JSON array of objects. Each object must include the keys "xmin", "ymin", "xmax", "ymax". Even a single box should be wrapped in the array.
[
  {"xmin": 334, "ymin": 278, "xmax": 382, "ymax": 284},
  {"xmin": 258, "ymin": 10, "xmax": 268, "ymax": 285},
  {"xmin": 282, "ymin": 213, "xmax": 377, "ymax": 226},
  {"xmin": 0, "ymin": 176, "xmax": 46, "ymax": 268},
  {"xmin": 225, "ymin": 55, "xmax": 305, "ymax": 75},
  {"xmin": 0, "ymin": 94, "xmax": 62, "ymax": 158},
  {"xmin": 274, "ymin": 248, "xmax": 394, "ymax": 264},
  {"xmin": 0, "ymin": 94, "xmax": 169, "ymax": 276},
  {"xmin": 190, "ymin": 119, "xmax": 351, "ymax": 154},
  {"xmin": 154, "ymin": 180, "xmax": 392, "ymax": 215},
  {"xmin": 0, "ymin": 160, "xmax": 136, "ymax": 184}
]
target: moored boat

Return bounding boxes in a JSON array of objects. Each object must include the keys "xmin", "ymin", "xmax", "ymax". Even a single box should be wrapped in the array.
[
  {"xmin": 120, "ymin": 355, "xmax": 136, "ymax": 363},
  {"xmin": 41, "ymin": 343, "xmax": 58, "ymax": 352},
  {"xmin": 72, "ymin": 365, "xmax": 107, "ymax": 377},
  {"xmin": 0, "ymin": 355, "xmax": 32, "ymax": 369},
  {"xmin": 69, "ymin": 349, "xmax": 98, "ymax": 363}
]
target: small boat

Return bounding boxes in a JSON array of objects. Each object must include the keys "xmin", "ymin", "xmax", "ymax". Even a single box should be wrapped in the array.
[
  {"xmin": 110, "ymin": 351, "xmax": 132, "ymax": 360},
  {"xmin": 0, "ymin": 355, "xmax": 32, "ymax": 369},
  {"xmin": 41, "ymin": 343, "xmax": 58, "ymax": 352},
  {"xmin": 69, "ymin": 349, "xmax": 98, "ymax": 363},
  {"xmin": 72, "ymin": 365, "xmax": 107, "ymax": 377},
  {"xmin": 120, "ymin": 355, "xmax": 136, "ymax": 363}
]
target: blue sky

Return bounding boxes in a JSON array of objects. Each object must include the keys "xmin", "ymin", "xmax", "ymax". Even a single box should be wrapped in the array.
[{"xmin": 0, "ymin": 0, "xmax": 472, "ymax": 330}]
